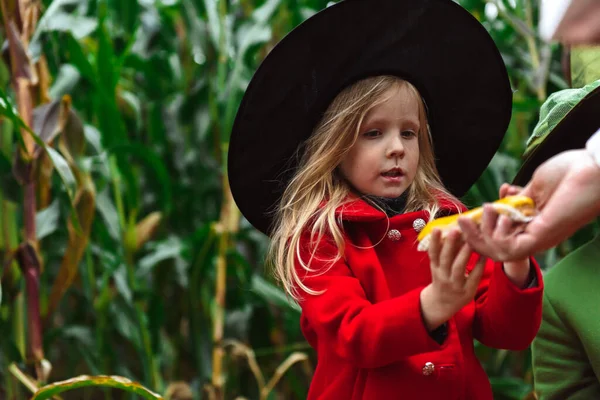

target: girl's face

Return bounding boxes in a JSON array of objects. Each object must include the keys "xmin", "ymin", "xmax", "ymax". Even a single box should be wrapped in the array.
[{"xmin": 339, "ymin": 85, "xmax": 420, "ymax": 198}]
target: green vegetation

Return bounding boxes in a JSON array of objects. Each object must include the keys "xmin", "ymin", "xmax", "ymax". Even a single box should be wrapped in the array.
[{"xmin": 0, "ymin": 0, "xmax": 596, "ymax": 399}]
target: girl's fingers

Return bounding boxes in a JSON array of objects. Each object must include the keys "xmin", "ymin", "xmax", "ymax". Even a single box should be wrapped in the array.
[
  {"xmin": 450, "ymin": 242, "xmax": 472, "ymax": 282},
  {"xmin": 427, "ymin": 229, "xmax": 442, "ymax": 267},
  {"xmin": 439, "ymin": 229, "xmax": 462, "ymax": 276},
  {"xmin": 465, "ymin": 254, "xmax": 487, "ymax": 291},
  {"xmin": 481, "ymin": 204, "xmax": 498, "ymax": 236}
]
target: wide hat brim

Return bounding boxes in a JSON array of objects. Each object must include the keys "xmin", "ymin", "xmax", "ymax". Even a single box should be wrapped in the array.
[
  {"xmin": 513, "ymin": 87, "xmax": 600, "ymax": 187},
  {"xmin": 229, "ymin": 0, "xmax": 512, "ymax": 235}
]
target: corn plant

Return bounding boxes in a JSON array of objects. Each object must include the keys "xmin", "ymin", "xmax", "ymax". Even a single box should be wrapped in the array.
[{"xmin": 0, "ymin": 0, "xmax": 594, "ymax": 400}]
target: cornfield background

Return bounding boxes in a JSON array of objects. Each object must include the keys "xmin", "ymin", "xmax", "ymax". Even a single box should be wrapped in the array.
[{"xmin": 0, "ymin": 0, "xmax": 598, "ymax": 399}]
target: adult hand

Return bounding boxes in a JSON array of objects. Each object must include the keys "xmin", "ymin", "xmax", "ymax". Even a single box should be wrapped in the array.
[
  {"xmin": 544, "ymin": 1, "xmax": 600, "ymax": 45},
  {"xmin": 453, "ymin": 183, "xmax": 528, "ymax": 264},
  {"xmin": 458, "ymin": 150, "xmax": 600, "ymax": 261}
]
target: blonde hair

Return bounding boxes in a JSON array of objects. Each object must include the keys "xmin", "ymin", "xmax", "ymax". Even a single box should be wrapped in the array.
[{"xmin": 268, "ymin": 76, "xmax": 459, "ymax": 300}]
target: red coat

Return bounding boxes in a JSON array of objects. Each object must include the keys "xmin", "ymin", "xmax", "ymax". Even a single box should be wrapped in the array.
[{"xmin": 297, "ymin": 198, "xmax": 543, "ymax": 400}]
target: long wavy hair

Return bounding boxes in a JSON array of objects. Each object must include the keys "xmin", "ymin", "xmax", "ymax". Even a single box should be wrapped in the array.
[{"xmin": 268, "ymin": 76, "xmax": 460, "ymax": 300}]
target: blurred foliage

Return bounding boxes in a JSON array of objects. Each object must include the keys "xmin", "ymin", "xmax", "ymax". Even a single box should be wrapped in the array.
[{"xmin": 0, "ymin": 0, "xmax": 597, "ymax": 399}]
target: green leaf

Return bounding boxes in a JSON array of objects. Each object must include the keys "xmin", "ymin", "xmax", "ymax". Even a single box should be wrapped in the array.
[
  {"xmin": 0, "ymin": 151, "xmax": 20, "ymax": 203},
  {"xmin": 110, "ymin": 144, "xmax": 173, "ymax": 214},
  {"xmin": 251, "ymin": 275, "xmax": 301, "ymax": 313},
  {"xmin": 0, "ymin": 340, "xmax": 23, "ymax": 363},
  {"xmin": 182, "ymin": 0, "xmax": 208, "ymax": 65},
  {"xmin": 60, "ymin": 325, "xmax": 96, "ymax": 349},
  {"xmin": 96, "ymin": 188, "xmax": 121, "ymax": 239},
  {"xmin": 119, "ymin": 90, "xmax": 142, "ymax": 131},
  {"xmin": 36, "ymin": 200, "xmax": 61, "ymax": 240},
  {"xmin": 32, "ymin": 375, "xmax": 163, "ymax": 400},
  {"xmin": 224, "ymin": 21, "xmax": 272, "ymax": 132},
  {"xmin": 83, "ymin": 125, "xmax": 103, "ymax": 155},
  {"xmin": 110, "ymin": 299, "xmax": 141, "ymax": 345},
  {"xmin": 490, "ymin": 376, "xmax": 532, "ymax": 398},
  {"xmin": 113, "ymin": 267, "xmax": 133, "ymax": 304},
  {"xmin": 0, "ymin": 113, "xmax": 13, "ymax": 157},
  {"xmin": 0, "ymin": 88, "xmax": 79, "ymax": 226},
  {"xmin": 222, "ymin": 0, "xmax": 280, "ymax": 133},
  {"xmin": 33, "ymin": 100, "xmax": 64, "ymax": 147},
  {"xmin": 97, "ymin": 19, "xmax": 118, "ymax": 93},
  {"xmin": 50, "ymin": 64, "xmax": 81, "ymax": 100},
  {"xmin": 571, "ymin": 47, "xmax": 600, "ymax": 88},
  {"xmin": 253, "ymin": 0, "xmax": 283, "ymax": 24},
  {"xmin": 107, "ymin": 0, "xmax": 141, "ymax": 37},
  {"xmin": 29, "ymin": 0, "xmax": 98, "ymax": 60},
  {"xmin": 0, "ymin": 87, "xmax": 31, "ymax": 145},
  {"xmin": 488, "ymin": 153, "xmax": 520, "ymax": 187},
  {"xmin": 90, "ymin": 21, "xmax": 129, "ymax": 148},
  {"xmin": 137, "ymin": 236, "xmax": 183, "ymax": 278},
  {"xmin": 203, "ymin": 0, "xmax": 224, "ymax": 50},
  {"xmin": 65, "ymin": 34, "xmax": 97, "ymax": 85},
  {"xmin": 473, "ymin": 166, "xmax": 499, "ymax": 203},
  {"xmin": 76, "ymin": 342, "xmax": 102, "ymax": 376},
  {"xmin": 45, "ymin": 147, "xmax": 76, "ymax": 198},
  {"xmin": 148, "ymin": 295, "xmax": 165, "ymax": 353}
]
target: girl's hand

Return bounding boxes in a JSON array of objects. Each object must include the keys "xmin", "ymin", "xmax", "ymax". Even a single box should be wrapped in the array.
[{"xmin": 420, "ymin": 229, "xmax": 486, "ymax": 332}]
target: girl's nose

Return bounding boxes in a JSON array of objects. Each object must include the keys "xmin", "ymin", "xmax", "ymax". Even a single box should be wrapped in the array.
[{"xmin": 386, "ymin": 135, "xmax": 405, "ymax": 158}]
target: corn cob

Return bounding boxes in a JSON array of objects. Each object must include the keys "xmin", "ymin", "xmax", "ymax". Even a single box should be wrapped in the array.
[{"xmin": 417, "ymin": 195, "xmax": 536, "ymax": 252}]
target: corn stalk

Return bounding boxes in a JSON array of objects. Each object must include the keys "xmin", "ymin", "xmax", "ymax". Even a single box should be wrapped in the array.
[
  {"xmin": 0, "ymin": 0, "xmax": 48, "ymax": 382},
  {"xmin": 210, "ymin": 174, "xmax": 240, "ymax": 398}
]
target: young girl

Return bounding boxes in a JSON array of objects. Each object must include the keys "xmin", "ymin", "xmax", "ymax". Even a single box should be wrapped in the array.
[{"xmin": 228, "ymin": 1, "xmax": 543, "ymax": 399}]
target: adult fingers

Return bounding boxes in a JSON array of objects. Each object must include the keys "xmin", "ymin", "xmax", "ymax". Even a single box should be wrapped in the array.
[
  {"xmin": 519, "ymin": 180, "xmax": 549, "ymax": 211},
  {"xmin": 512, "ymin": 217, "xmax": 555, "ymax": 257},
  {"xmin": 457, "ymin": 217, "xmax": 485, "ymax": 250},
  {"xmin": 519, "ymin": 182, "xmax": 533, "ymax": 199},
  {"xmin": 500, "ymin": 183, "xmax": 523, "ymax": 198},
  {"xmin": 495, "ymin": 215, "xmax": 513, "ymax": 238},
  {"xmin": 481, "ymin": 204, "xmax": 499, "ymax": 237},
  {"xmin": 499, "ymin": 183, "xmax": 510, "ymax": 199}
]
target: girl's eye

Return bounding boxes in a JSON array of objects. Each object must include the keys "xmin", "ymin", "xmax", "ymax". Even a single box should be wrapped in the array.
[
  {"xmin": 363, "ymin": 130, "xmax": 381, "ymax": 138},
  {"xmin": 402, "ymin": 130, "xmax": 417, "ymax": 138}
]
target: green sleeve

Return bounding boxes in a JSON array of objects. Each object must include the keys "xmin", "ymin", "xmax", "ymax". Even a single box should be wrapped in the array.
[{"xmin": 532, "ymin": 291, "xmax": 600, "ymax": 399}]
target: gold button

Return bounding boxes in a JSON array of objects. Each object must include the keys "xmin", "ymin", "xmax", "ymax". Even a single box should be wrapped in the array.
[
  {"xmin": 422, "ymin": 362, "xmax": 435, "ymax": 376},
  {"xmin": 413, "ymin": 218, "xmax": 426, "ymax": 232},
  {"xmin": 387, "ymin": 229, "xmax": 402, "ymax": 241}
]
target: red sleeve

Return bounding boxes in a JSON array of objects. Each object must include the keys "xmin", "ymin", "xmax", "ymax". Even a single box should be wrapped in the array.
[
  {"xmin": 297, "ymin": 235, "xmax": 442, "ymax": 369},
  {"xmin": 472, "ymin": 256, "xmax": 543, "ymax": 351}
]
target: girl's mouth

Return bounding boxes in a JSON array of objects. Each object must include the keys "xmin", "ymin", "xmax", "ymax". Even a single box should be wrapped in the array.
[
  {"xmin": 381, "ymin": 168, "xmax": 404, "ymax": 181},
  {"xmin": 381, "ymin": 168, "xmax": 404, "ymax": 177}
]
